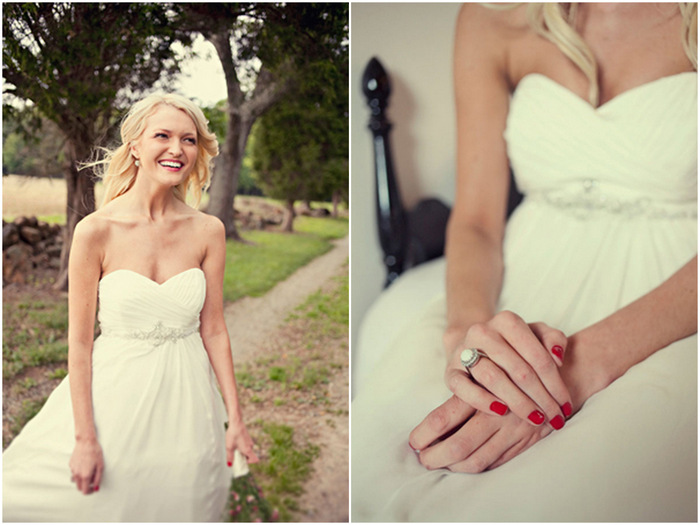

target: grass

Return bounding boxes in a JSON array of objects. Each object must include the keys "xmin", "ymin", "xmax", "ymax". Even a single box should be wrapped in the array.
[
  {"xmin": 227, "ymin": 268, "xmax": 349, "ymax": 520},
  {"xmin": 223, "ymin": 218, "xmax": 347, "ymax": 302},
  {"xmin": 288, "ymin": 270, "xmax": 349, "ymax": 341},
  {"xmin": 227, "ymin": 422, "xmax": 320, "ymax": 522},
  {"xmin": 3, "ymin": 297, "xmax": 69, "ymax": 380}
]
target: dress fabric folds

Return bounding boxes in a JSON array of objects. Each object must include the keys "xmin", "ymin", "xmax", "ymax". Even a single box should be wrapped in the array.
[
  {"xmin": 352, "ymin": 72, "xmax": 698, "ymax": 522},
  {"xmin": 3, "ymin": 268, "xmax": 231, "ymax": 522}
]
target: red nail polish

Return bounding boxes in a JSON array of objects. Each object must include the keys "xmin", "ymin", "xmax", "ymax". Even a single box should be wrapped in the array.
[
  {"xmin": 561, "ymin": 402, "xmax": 573, "ymax": 417},
  {"xmin": 94, "ymin": 485, "xmax": 99, "ymax": 492},
  {"xmin": 528, "ymin": 410, "xmax": 545, "ymax": 425},
  {"xmin": 490, "ymin": 401, "xmax": 508, "ymax": 415},
  {"xmin": 227, "ymin": 461, "xmax": 232, "ymax": 467},
  {"xmin": 551, "ymin": 345, "xmax": 564, "ymax": 360},
  {"xmin": 550, "ymin": 415, "xmax": 565, "ymax": 430}
]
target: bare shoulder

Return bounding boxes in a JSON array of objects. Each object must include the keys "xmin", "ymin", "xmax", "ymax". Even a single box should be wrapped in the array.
[
  {"xmin": 455, "ymin": 4, "xmax": 530, "ymax": 75},
  {"xmin": 456, "ymin": 4, "xmax": 529, "ymax": 40},
  {"xmin": 192, "ymin": 211, "xmax": 226, "ymax": 246},
  {"xmin": 73, "ymin": 210, "xmax": 111, "ymax": 247}
]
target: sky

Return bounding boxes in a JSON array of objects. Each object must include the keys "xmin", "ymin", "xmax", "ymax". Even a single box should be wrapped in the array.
[{"xmin": 172, "ymin": 35, "xmax": 228, "ymax": 108}]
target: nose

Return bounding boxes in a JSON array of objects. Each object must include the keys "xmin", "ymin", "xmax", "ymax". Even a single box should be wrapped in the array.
[{"xmin": 168, "ymin": 140, "xmax": 182, "ymax": 157}]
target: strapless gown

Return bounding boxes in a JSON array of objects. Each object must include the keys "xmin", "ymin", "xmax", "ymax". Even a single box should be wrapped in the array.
[
  {"xmin": 352, "ymin": 72, "xmax": 697, "ymax": 521},
  {"xmin": 3, "ymin": 268, "xmax": 231, "ymax": 522}
]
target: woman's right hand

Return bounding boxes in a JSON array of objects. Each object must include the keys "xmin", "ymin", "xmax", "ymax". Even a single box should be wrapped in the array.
[
  {"xmin": 69, "ymin": 437, "xmax": 104, "ymax": 495},
  {"xmin": 444, "ymin": 311, "xmax": 572, "ymax": 430}
]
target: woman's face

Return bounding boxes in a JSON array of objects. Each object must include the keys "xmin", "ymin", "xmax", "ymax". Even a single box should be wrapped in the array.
[{"xmin": 132, "ymin": 104, "xmax": 198, "ymax": 187}]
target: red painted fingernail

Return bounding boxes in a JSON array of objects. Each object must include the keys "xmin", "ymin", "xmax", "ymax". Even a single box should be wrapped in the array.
[
  {"xmin": 490, "ymin": 401, "xmax": 508, "ymax": 415},
  {"xmin": 551, "ymin": 345, "xmax": 564, "ymax": 360},
  {"xmin": 94, "ymin": 485, "xmax": 99, "ymax": 492},
  {"xmin": 550, "ymin": 415, "xmax": 565, "ymax": 430},
  {"xmin": 227, "ymin": 461, "xmax": 232, "ymax": 467},
  {"xmin": 561, "ymin": 402, "xmax": 572, "ymax": 417},
  {"xmin": 528, "ymin": 410, "xmax": 545, "ymax": 425}
]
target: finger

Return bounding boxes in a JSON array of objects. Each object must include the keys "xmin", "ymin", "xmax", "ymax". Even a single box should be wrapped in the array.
[
  {"xmin": 488, "ymin": 314, "xmax": 570, "ymax": 428},
  {"xmin": 93, "ymin": 462, "xmax": 103, "ymax": 493},
  {"xmin": 467, "ymin": 356, "xmax": 552, "ymax": 427},
  {"xmin": 418, "ymin": 411, "xmax": 498, "ymax": 470},
  {"xmin": 245, "ymin": 449, "xmax": 260, "ymax": 464},
  {"xmin": 445, "ymin": 368, "xmax": 510, "ymax": 417},
  {"xmin": 487, "ymin": 424, "xmax": 553, "ymax": 471},
  {"xmin": 226, "ymin": 446, "xmax": 234, "ymax": 467},
  {"xmin": 409, "ymin": 394, "xmax": 476, "ymax": 452},
  {"xmin": 450, "ymin": 423, "xmax": 552, "ymax": 473},
  {"xmin": 529, "ymin": 322, "xmax": 567, "ymax": 366}
]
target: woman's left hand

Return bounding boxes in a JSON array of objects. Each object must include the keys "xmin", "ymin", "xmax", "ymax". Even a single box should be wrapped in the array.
[
  {"xmin": 225, "ymin": 420, "xmax": 259, "ymax": 467},
  {"xmin": 409, "ymin": 395, "xmax": 552, "ymax": 472},
  {"xmin": 444, "ymin": 313, "xmax": 572, "ymax": 430}
]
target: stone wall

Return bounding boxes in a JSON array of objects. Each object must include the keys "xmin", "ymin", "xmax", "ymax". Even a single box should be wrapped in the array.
[{"xmin": 3, "ymin": 217, "xmax": 63, "ymax": 285}]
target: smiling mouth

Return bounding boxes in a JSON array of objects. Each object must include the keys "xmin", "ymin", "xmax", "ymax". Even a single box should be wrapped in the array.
[{"xmin": 159, "ymin": 161, "xmax": 184, "ymax": 170}]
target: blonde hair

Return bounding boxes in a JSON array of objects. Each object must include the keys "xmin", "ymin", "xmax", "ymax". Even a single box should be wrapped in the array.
[
  {"xmin": 95, "ymin": 93, "xmax": 219, "ymax": 208},
  {"xmin": 524, "ymin": 3, "xmax": 698, "ymax": 106}
]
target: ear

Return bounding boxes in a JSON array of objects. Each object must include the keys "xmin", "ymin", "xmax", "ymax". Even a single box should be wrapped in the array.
[{"xmin": 130, "ymin": 144, "xmax": 140, "ymax": 160}]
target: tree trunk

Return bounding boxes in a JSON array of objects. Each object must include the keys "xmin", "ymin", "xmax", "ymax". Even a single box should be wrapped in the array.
[
  {"xmin": 206, "ymin": 29, "xmax": 288, "ymax": 240},
  {"xmin": 54, "ymin": 138, "xmax": 96, "ymax": 291},
  {"xmin": 282, "ymin": 199, "xmax": 295, "ymax": 232},
  {"xmin": 332, "ymin": 190, "xmax": 341, "ymax": 218}
]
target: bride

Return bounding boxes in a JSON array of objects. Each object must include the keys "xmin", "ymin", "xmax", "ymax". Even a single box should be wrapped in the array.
[
  {"xmin": 352, "ymin": 3, "xmax": 697, "ymax": 522},
  {"xmin": 3, "ymin": 93, "xmax": 258, "ymax": 521}
]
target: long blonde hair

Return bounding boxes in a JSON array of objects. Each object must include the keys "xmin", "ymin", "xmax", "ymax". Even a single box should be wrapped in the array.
[
  {"xmin": 525, "ymin": 3, "xmax": 698, "ymax": 106},
  {"xmin": 95, "ymin": 93, "xmax": 219, "ymax": 208}
]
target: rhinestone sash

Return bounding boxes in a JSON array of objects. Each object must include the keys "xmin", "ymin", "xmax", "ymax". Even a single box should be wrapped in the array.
[
  {"xmin": 100, "ymin": 321, "xmax": 200, "ymax": 347},
  {"xmin": 528, "ymin": 179, "xmax": 697, "ymax": 221}
]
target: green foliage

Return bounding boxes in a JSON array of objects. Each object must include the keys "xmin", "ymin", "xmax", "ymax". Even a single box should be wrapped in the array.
[
  {"xmin": 250, "ymin": 50, "xmax": 349, "ymax": 211},
  {"xmin": 227, "ymin": 474, "xmax": 277, "ymax": 522},
  {"xmin": 246, "ymin": 4, "xmax": 348, "ymax": 227}
]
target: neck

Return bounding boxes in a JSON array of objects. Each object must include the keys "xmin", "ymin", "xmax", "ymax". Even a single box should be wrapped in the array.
[{"xmin": 122, "ymin": 176, "xmax": 181, "ymax": 221}]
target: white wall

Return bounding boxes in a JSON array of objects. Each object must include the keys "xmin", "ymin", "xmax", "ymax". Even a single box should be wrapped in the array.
[{"xmin": 350, "ymin": 3, "xmax": 460, "ymax": 358}]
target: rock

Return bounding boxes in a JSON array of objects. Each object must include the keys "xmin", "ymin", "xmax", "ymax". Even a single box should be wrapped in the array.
[
  {"xmin": 3, "ymin": 243, "xmax": 33, "ymax": 284},
  {"xmin": 19, "ymin": 226, "xmax": 42, "ymax": 245},
  {"xmin": 13, "ymin": 216, "xmax": 38, "ymax": 228},
  {"xmin": 3, "ymin": 223, "xmax": 19, "ymax": 247},
  {"xmin": 46, "ymin": 244, "xmax": 63, "ymax": 258}
]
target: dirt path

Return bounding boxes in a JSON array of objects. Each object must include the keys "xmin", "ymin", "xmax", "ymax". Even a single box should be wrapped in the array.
[
  {"xmin": 224, "ymin": 236, "xmax": 348, "ymax": 365},
  {"xmin": 224, "ymin": 235, "xmax": 349, "ymax": 522}
]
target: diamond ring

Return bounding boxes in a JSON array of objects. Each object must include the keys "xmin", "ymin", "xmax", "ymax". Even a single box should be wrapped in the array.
[{"xmin": 460, "ymin": 347, "xmax": 487, "ymax": 371}]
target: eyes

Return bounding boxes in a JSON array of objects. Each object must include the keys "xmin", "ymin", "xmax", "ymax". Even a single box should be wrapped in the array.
[{"xmin": 154, "ymin": 132, "xmax": 197, "ymax": 145}]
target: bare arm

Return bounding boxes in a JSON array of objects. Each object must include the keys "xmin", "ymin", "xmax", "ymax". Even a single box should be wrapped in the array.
[
  {"xmin": 563, "ymin": 255, "xmax": 698, "ymax": 408},
  {"xmin": 199, "ymin": 215, "xmax": 258, "ymax": 464},
  {"xmin": 440, "ymin": 6, "xmax": 571, "ymax": 427},
  {"xmin": 67, "ymin": 217, "xmax": 104, "ymax": 494},
  {"xmin": 443, "ymin": 5, "xmax": 512, "ymax": 354}
]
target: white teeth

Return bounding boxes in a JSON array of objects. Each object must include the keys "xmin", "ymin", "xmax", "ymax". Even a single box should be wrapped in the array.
[{"xmin": 160, "ymin": 161, "xmax": 183, "ymax": 169}]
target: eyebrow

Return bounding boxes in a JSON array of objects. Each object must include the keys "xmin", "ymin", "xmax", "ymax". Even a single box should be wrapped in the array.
[{"xmin": 154, "ymin": 128, "xmax": 196, "ymax": 137}]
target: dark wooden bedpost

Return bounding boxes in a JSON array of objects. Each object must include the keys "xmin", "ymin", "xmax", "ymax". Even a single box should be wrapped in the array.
[{"xmin": 362, "ymin": 57, "xmax": 408, "ymax": 286}]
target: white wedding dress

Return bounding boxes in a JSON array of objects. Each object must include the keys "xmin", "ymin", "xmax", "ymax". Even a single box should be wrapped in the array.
[
  {"xmin": 352, "ymin": 72, "xmax": 698, "ymax": 522},
  {"xmin": 3, "ymin": 268, "xmax": 231, "ymax": 522}
]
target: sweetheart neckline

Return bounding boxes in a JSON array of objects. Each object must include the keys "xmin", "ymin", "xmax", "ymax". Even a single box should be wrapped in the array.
[
  {"xmin": 515, "ymin": 71, "xmax": 697, "ymax": 111},
  {"xmin": 99, "ymin": 267, "xmax": 204, "ymax": 286}
]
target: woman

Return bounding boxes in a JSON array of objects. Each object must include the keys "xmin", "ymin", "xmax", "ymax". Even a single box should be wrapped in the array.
[
  {"xmin": 352, "ymin": 3, "xmax": 697, "ymax": 522},
  {"xmin": 3, "ymin": 93, "xmax": 258, "ymax": 521}
]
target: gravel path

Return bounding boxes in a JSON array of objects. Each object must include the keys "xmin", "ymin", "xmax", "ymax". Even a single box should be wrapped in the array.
[
  {"xmin": 224, "ymin": 236, "xmax": 349, "ymax": 366},
  {"xmin": 224, "ymin": 235, "xmax": 349, "ymax": 522}
]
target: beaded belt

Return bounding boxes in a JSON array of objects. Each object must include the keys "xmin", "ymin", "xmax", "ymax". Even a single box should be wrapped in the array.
[
  {"xmin": 529, "ymin": 180, "xmax": 697, "ymax": 221},
  {"xmin": 100, "ymin": 321, "xmax": 199, "ymax": 347}
]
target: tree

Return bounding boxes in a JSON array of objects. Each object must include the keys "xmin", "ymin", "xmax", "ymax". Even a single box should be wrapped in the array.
[
  {"xmin": 179, "ymin": 3, "xmax": 348, "ymax": 239},
  {"xmin": 3, "ymin": 3, "xmax": 187, "ymax": 289},
  {"xmin": 251, "ymin": 53, "xmax": 348, "ymax": 232}
]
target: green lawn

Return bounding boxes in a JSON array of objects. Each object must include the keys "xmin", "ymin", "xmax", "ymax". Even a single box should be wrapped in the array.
[{"xmin": 223, "ymin": 217, "xmax": 347, "ymax": 302}]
